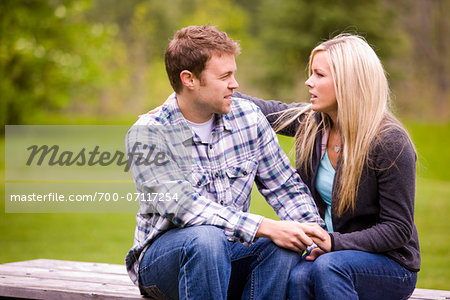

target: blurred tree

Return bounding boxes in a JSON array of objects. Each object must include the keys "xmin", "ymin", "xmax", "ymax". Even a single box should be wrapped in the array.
[
  {"xmin": 89, "ymin": 0, "xmax": 185, "ymax": 112},
  {"xmin": 388, "ymin": 0, "xmax": 450, "ymax": 118},
  {"xmin": 0, "ymin": 0, "xmax": 120, "ymax": 126},
  {"xmin": 241, "ymin": 0, "xmax": 407, "ymax": 99},
  {"xmin": 89, "ymin": 0, "xmax": 250, "ymax": 111},
  {"xmin": 1, "ymin": 0, "xmax": 446, "ymax": 123}
]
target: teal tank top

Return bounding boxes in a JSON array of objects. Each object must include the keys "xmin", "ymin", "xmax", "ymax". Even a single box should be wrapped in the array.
[{"xmin": 315, "ymin": 149, "xmax": 335, "ymax": 232}]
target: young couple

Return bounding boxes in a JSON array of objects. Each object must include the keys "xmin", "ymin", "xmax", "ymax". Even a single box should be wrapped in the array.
[{"xmin": 125, "ymin": 25, "xmax": 420, "ymax": 300}]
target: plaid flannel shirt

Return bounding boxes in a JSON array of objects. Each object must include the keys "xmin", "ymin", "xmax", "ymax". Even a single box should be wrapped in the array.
[{"xmin": 125, "ymin": 93, "xmax": 324, "ymax": 285}]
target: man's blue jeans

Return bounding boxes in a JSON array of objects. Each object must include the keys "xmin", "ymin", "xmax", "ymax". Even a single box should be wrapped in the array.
[
  {"xmin": 288, "ymin": 250, "xmax": 418, "ymax": 300},
  {"xmin": 138, "ymin": 225, "xmax": 300, "ymax": 300}
]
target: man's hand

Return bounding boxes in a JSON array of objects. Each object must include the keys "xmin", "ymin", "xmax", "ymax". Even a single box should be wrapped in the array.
[{"xmin": 256, "ymin": 218, "xmax": 328, "ymax": 252}]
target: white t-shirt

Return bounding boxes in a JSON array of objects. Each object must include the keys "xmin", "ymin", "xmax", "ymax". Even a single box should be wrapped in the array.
[
  {"xmin": 186, "ymin": 115, "xmax": 216, "ymax": 201},
  {"xmin": 186, "ymin": 115, "xmax": 215, "ymax": 143}
]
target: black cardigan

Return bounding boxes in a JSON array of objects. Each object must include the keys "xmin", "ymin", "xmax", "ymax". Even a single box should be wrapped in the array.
[{"xmin": 235, "ymin": 92, "xmax": 421, "ymax": 272}]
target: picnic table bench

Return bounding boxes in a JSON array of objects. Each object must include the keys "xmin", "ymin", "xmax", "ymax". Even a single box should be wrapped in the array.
[{"xmin": 0, "ymin": 259, "xmax": 449, "ymax": 299}]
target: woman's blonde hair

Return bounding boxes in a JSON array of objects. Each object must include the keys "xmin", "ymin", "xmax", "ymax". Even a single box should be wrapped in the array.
[{"xmin": 275, "ymin": 34, "xmax": 409, "ymax": 215}]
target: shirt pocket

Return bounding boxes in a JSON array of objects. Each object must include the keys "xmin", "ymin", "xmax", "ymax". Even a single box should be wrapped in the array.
[
  {"xmin": 191, "ymin": 168, "xmax": 210, "ymax": 194},
  {"xmin": 225, "ymin": 159, "xmax": 258, "ymax": 207}
]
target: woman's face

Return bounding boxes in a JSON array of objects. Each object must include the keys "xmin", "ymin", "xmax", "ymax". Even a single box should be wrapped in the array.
[{"xmin": 305, "ymin": 51, "xmax": 337, "ymax": 118}]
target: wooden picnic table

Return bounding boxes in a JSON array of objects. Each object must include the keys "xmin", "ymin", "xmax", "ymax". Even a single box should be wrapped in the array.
[{"xmin": 0, "ymin": 259, "xmax": 448, "ymax": 299}]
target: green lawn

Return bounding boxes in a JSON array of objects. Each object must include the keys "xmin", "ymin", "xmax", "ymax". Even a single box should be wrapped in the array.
[{"xmin": 1, "ymin": 122, "xmax": 449, "ymax": 289}]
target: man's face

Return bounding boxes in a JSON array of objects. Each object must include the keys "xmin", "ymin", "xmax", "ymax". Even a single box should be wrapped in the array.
[{"xmin": 191, "ymin": 53, "xmax": 239, "ymax": 122}]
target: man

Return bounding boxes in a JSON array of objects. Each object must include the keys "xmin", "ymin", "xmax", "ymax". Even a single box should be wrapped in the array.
[{"xmin": 125, "ymin": 25, "xmax": 326, "ymax": 299}]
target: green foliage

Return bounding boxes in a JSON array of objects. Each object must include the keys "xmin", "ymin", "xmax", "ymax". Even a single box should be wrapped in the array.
[
  {"xmin": 248, "ymin": 0, "xmax": 406, "ymax": 98},
  {"xmin": 0, "ymin": 0, "xmax": 122, "ymax": 126},
  {"xmin": 87, "ymin": 0, "xmax": 251, "ymax": 111},
  {"xmin": 1, "ymin": 0, "xmax": 423, "ymax": 127}
]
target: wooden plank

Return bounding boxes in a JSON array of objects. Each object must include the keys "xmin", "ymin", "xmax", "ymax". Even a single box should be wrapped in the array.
[
  {"xmin": 409, "ymin": 288, "xmax": 450, "ymax": 300},
  {"xmin": 0, "ymin": 274, "xmax": 142, "ymax": 299},
  {"xmin": 0, "ymin": 259, "xmax": 143, "ymax": 299},
  {"xmin": 1, "ymin": 259, "xmax": 126, "ymax": 274},
  {"xmin": 0, "ymin": 265, "xmax": 132, "ymax": 286}
]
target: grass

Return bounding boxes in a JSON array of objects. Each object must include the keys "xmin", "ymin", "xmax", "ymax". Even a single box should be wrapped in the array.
[
  {"xmin": 414, "ymin": 177, "xmax": 450, "ymax": 289},
  {"xmin": 405, "ymin": 122, "xmax": 450, "ymax": 289},
  {"xmin": 1, "ymin": 121, "xmax": 449, "ymax": 289}
]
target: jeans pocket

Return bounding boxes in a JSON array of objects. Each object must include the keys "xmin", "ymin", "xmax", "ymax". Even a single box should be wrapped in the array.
[{"xmin": 139, "ymin": 284, "xmax": 167, "ymax": 300}]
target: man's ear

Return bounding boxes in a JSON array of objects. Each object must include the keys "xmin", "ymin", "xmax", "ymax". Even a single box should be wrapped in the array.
[{"xmin": 180, "ymin": 70, "xmax": 196, "ymax": 90}]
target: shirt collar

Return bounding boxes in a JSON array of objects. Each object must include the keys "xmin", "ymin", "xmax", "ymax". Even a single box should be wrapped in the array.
[{"xmin": 214, "ymin": 113, "xmax": 233, "ymax": 133}]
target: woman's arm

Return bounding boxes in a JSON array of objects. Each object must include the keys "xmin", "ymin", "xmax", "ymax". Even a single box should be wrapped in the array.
[
  {"xmin": 233, "ymin": 91, "xmax": 305, "ymax": 137},
  {"xmin": 329, "ymin": 128, "xmax": 417, "ymax": 253}
]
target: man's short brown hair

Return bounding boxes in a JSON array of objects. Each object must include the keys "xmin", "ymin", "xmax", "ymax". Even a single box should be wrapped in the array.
[{"xmin": 165, "ymin": 25, "xmax": 241, "ymax": 93}]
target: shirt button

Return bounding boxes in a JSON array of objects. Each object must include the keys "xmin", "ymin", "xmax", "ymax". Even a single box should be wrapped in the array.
[
  {"xmin": 240, "ymin": 238, "xmax": 245, "ymax": 243},
  {"xmin": 243, "ymin": 171, "xmax": 247, "ymax": 176},
  {"xmin": 197, "ymin": 181, "xmax": 202, "ymax": 186},
  {"xmin": 215, "ymin": 173, "xmax": 219, "ymax": 178}
]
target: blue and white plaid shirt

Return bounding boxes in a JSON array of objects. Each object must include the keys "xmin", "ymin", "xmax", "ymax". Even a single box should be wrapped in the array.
[{"xmin": 125, "ymin": 93, "xmax": 324, "ymax": 285}]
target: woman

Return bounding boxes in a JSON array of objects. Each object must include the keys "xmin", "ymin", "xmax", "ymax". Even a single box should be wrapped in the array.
[{"xmin": 236, "ymin": 34, "xmax": 420, "ymax": 299}]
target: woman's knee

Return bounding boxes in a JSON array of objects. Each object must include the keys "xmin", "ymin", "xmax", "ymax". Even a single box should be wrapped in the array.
[
  {"xmin": 309, "ymin": 252, "xmax": 357, "ymax": 288},
  {"xmin": 312, "ymin": 252, "xmax": 334, "ymax": 272}
]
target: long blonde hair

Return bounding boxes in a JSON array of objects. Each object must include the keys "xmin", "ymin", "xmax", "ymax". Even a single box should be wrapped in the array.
[{"xmin": 275, "ymin": 34, "xmax": 409, "ymax": 215}]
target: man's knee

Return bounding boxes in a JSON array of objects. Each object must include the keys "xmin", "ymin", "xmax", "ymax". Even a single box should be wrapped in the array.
[
  {"xmin": 182, "ymin": 226, "xmax": 230, "ymax": 261},
  {"xmin": 254, "ymin": 238, "xmax": 301, "ymax": 269},
  {"xmin": 289, "ymin": 260, "xmax": 313, "ymax": 286},
  {"xmin": 269, "ymin": 240, "xmax": 300, "ymax": 265},
  {"xmin": 139, "ymin": 226, "xmax": 231, "ymax": 299},
  {"xmin": 185, "ymin": 225, "xmax": 227, "ymax": 247}
]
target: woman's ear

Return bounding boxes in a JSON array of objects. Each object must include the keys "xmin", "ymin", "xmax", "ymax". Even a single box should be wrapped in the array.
[{"xmin": 180, "ymin": 70, "xmax": 196, "ymax": 90}]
